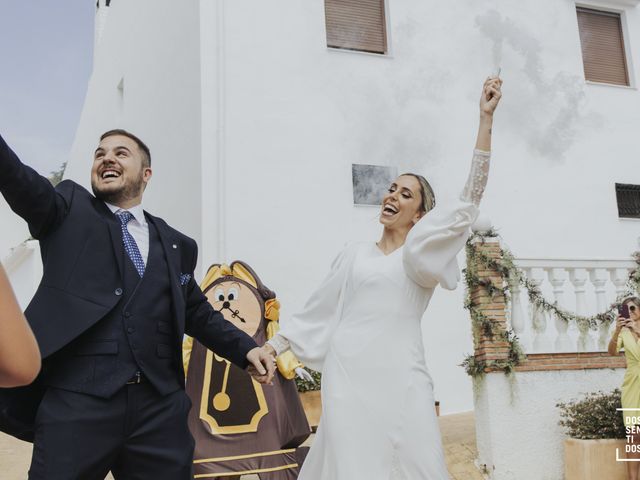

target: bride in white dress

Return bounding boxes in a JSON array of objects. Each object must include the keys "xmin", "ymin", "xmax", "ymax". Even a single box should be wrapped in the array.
[{"xmin": 262, "ymin": 76, "xmax": 502, "ymax": 479}]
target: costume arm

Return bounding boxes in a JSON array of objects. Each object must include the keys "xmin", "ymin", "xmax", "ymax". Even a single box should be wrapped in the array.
[
  {"xmin": 266, "ymin": 321, "xmax": 302, "ymax": 380},
  {"xmin": 268, "ymin": 244, "xmax": 357, "ymax": 372},
  {"xmin": 182, "ymin": 335, "xmax": 194, "ymax": 376}
]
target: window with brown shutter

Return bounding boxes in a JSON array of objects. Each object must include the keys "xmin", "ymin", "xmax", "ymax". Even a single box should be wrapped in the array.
[
  {"xmin": 325, "ymin": 0, "xmax": 387, "ymax": 55},
  {"xmin": 576, "ymin": 7, "xmax": 629, "ymax": 86}
]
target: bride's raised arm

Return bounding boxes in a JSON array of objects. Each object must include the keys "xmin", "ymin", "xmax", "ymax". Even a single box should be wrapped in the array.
[{"xmin": 403, "ymin": 77, "xmax": 502, "ymax": 290}]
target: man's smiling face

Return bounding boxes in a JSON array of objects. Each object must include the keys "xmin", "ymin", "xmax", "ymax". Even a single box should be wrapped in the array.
[{"xmin": 91, "ymin": 134, "xmax": 152, "ymax": 207}]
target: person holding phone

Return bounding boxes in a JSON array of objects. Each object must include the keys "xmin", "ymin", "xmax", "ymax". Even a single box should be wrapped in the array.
[
  {"xmin": 0, "ymin": 264, "xmax": 40, "ymax": 387},
  {"xmin": 256, "ymin": 76, "xmax": 502, "ymax": 480},
  {"xmin": 609, "ymin": 296, "xmax": 640, "ymax": 479}
]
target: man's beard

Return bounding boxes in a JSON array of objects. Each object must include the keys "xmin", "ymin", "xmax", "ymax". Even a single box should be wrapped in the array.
[{"xmin": 92, "ymin": 176, "xmax": 144, "ymax": 205}]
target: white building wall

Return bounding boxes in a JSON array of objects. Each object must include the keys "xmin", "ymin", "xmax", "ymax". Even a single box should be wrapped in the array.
[
  {"xmin": 2, "ymin": 241, "xmax": 42, "ymax": 310},
  {"xmin": 58, "ymin": 0, "xmax": 640, "ymax": 415},
  {"xmin": 207, "ymin": 0, "xmax": 640, "ymax": 414},
  {"xmin": 475, "ymin": 369, "xmax": 626, "ymax": 479},
  {"xmin": 1, "ymin": 188, "xmax": 36, "ymax": 309},
  {"xmin": 66, "ymin": 0, "xmax": 203, "ymax": 247},
  {"xmin": 0, "ymin": 196, "xmax": 30, "ymax": 258}
]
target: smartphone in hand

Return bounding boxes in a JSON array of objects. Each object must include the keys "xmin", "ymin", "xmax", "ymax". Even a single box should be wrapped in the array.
[{"xmin": 619, "ymin": 304, "xmax": 631, "ymax": 319}]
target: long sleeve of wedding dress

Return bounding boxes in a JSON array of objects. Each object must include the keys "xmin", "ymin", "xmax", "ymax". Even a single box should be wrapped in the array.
[
  {"xmin": 268, "ymin": 243, "xmax": 360, "ymax": 371},
  {"xmin": 402, "ymin": 149, "xmax": 490, "ymax": 290},
  {"xmin": 270, "ymin": 150, "xmax": 490, "ymax": 372}
]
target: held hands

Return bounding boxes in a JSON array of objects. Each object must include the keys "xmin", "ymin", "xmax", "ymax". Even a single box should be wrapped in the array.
[
  {"xmin": 245, "ymin": 346, "xmax": 276, "ymax": 384},
  {"xmin": 246, "ymin": 344, "xmax": 313, "ymax": 384},
  {"xmin": 480, "ymin": 76, "xmax": 502, "ymax": 117},
  {"xmin": 262, "ymin": 343, "xmax": 276, "ymax": 357}
]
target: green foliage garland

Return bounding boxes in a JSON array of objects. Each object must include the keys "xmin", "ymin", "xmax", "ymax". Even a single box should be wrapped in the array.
[
  {"xmin": 461, "ymin": 229, "xmax": 526, "ymax": 376},
  {"xmin": 462, "ymin": 229, "xmax": 640, "ymax": 377}
]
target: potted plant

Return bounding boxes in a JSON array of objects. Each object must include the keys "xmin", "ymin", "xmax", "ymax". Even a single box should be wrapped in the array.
[
  {"xmin": 557, "ymin": 389, "xmax": 627, "ymax": 480},
  {"xmin": 295, "ymin": 368, "xmax": 322, "ymax": 430}
]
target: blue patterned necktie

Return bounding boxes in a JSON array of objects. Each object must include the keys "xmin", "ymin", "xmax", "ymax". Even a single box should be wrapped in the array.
[{"xmin": 116, "ymin": 211, "xmax": 145, "ymax": 277}]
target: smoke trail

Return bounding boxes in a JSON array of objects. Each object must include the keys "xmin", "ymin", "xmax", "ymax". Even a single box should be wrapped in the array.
[
  {"xmin": 476, "ymin": 10, "xmax": 544, "ymax": 84},
  {"xmin": 475, "ymin": 10, "xmax": 601, "ymax": 161}
]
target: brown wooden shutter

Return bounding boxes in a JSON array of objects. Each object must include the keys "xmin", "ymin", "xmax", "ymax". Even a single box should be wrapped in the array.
[
  {"xmin": 325, "ymin": 0, "xmax": 387, "ymax": 54},
  {"xmin": 577, "ymin": 7, "xmax": 629, "ymax": 86}
]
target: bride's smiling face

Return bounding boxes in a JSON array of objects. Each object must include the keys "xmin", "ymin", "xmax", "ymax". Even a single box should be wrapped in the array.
[{"xmin": 379, "ymin": 175, "xmax": 424, "ymax": 229}]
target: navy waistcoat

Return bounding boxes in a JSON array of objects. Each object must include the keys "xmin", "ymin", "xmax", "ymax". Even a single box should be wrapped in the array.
[{"xmin": 43, "ymin": 221, "xmax": 181, "ymax": 398}]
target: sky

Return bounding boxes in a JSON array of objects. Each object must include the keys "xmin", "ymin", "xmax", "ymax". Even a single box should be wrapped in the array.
[{"xmin": 0, "ymin": 1, "xmax": 95, "ymax": 176}]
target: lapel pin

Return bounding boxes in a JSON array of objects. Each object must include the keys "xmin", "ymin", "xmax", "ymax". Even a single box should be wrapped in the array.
[{"xmin": 172, "ymin": 244, "xmax": 178, "ymax": 249}]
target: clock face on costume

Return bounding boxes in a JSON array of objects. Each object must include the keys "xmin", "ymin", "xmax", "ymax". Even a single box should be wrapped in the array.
[{"xmin": 205, "ymin": 280, "xmax": 262, "ymax": 337}]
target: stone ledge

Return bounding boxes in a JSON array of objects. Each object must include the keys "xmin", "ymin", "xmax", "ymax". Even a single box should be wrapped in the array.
[{"xmin": 511, "ymin": 352, "xmax": 626, "ymax": 373}]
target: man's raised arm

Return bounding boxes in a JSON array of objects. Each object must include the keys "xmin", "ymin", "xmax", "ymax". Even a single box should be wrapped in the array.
[{"xmin": 0, "ymin": 134, "xmax": 68, "ymax": 238}]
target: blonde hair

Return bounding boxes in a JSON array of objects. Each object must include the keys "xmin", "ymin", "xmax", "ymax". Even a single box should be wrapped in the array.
[{"xmin": 623, "ymin": 296, "xmax": 640, "ymax": 308}]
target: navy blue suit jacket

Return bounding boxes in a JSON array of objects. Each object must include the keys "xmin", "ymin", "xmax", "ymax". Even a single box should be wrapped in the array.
[{"xmin": 0, "ymin": 134, "xmax": 257, "ymax": 440}]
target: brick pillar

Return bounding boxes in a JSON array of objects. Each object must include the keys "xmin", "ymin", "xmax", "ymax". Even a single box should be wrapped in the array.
[{"xmin": 469, "ymin": 238, "xmax": 510, "ymax": 372}]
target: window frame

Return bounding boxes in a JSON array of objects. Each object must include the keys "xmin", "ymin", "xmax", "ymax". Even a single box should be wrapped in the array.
[
  {"xmin": 615, "ymin": 183, "xmax": 640, "ymax": 219},
  {"xmin": 575, "ymin": 2, "xmax": 636, "ymax": 88},
  {"xmin": 324, "ymin": 0, "xmax": 392, "ymax": 57}
]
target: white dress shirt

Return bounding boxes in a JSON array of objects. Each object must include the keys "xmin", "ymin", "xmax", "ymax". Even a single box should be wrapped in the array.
[{"xmin": 105, "ymin": 202, "xmax": 150, "ymax": 266}]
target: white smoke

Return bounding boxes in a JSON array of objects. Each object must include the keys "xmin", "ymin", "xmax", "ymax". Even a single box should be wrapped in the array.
[{"xmin": 475, "ymin": 9, "xmax": 602, "ymax": 162}]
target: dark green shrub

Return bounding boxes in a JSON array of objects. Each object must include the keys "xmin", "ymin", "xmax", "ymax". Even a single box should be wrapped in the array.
[{"xmin": 557, "ymin": 389, "xmax": 626, "ymax": 440}]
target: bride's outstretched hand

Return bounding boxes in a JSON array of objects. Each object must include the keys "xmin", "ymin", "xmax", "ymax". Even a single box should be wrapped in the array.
[{"xmin": 480, "ymin": 76, "xmax": 502, "ymax": 117}]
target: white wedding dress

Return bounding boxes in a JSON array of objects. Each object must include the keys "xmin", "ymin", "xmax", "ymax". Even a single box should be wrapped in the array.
[{"xmin": 270, "ymin": 150, "xmax": 490, "ymax": 480}]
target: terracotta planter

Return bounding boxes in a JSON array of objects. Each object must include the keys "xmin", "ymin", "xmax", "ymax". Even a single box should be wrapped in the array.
[
  {"xmin": 564, "ymin": 438, "xmax": 627, "ymax": 480},
  {"xmin": 299, "ymin": 390, "xmax": 322, "ymax": 429}
]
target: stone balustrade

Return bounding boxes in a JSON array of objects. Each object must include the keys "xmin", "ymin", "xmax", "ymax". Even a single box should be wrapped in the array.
[{"xmin": 510, "ymin": 258, "xmax": 636, "ymax": 353}]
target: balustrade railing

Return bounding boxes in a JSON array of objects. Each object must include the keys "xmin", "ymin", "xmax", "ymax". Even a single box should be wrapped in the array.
[{"xmin": 508, "ymin": 258, "xmax": 636, "ymax": 353}]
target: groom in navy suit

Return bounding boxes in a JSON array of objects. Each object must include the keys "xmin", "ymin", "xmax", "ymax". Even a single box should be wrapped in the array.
[{"xmin": 0, "ymin": 129, "xmax": 276, "ymax": 479}]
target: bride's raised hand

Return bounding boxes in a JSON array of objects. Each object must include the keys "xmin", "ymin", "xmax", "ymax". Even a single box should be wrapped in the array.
[{"xmin": 480, "ymin": 76, "xmax": 503, "ymax": 117}]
